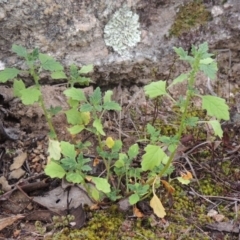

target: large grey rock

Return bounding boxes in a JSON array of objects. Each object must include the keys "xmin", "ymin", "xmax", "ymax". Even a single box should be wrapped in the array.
[{"xmin": 0, "ymin": 0, "xmax": 239, "ymax": 86}]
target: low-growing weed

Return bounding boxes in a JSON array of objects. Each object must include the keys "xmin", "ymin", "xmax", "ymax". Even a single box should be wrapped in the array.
[{"xmin": 0, "ymin": 42, "xmax": 229, "ymax": 217}]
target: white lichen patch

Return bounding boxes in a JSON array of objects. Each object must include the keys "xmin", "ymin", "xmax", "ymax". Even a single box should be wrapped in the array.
[
  {"xmin": 0, "ymin": 61, "xmax": 5, "ymax": 70},
  {"xmin": 104, "ymin": 5, "xmax": 141, "ymax": 56}
]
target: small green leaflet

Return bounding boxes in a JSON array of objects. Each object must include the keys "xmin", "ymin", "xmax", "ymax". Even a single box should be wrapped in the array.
[
  {"xmin": 80, "ymin": 103, "xmax": 93, "ymax": 112},
  {"xmin": 90, "ymin": 186, "xmax": 100, "ymax": 201},
  {"xmin": 39, "ymin": 53, "xmax": 63, "ymax": 71},
  {"xmin": 90, "ymin": 87, "xmax": 102, "ymax": 106},
  {"xmin": 48, "ymin": 139, "xmax": 61, "ymax": 160},
  {"xmin": 208, "ymin": 120, "xmax": 223, "ymax": 138},
  {"xmin": 60, "ymin": 157, "xmax": 77, "ymax": 170},
  {"xmin": 129, "ymin": 193, "xmax": 140, "ymax": 205},
  {"xmin": 144, "ymin": 81, "xmax": 167, "ymax": 99},
  {"xmin": 173, "ymin": 47, "xmax": 187, "ymax": 60},
  {"xmin": 114, "ymin": 157, "xmax": 125, "ymax": 168},
  {"xmin": 169, "ymin": 73, "xmax": 188, "ymax": 87},
  {"xmin": 201, "ymin": 95, "xmax": 229, "ymax": 120},
  {"xmin": 177, "ymin": 177, "xmax": 191, "ymax": 185},
  {"xmin": 12, "ymin": 44, "xmax": 28, "ymax": 58},
  {"xmin": 51, "ymin": 71, "xmax": 67, "ymax": 79},
  {"xmin": 111, "ymin": 140, "xmax": 122, "ymax": 152},
  {"xmin": 67, "ymin": 125, "xmax": 85, "ymax": 135},
  {"xmin": 70, "ymin": 64, "xmax": 79, "ymax": 80},
  {"xmin": 147, "ymin": 123, "xmax": 160, "ymax": 144},
  {"xmin": 13, "ymin": 79, "xmax": 25, "ymax": 97},
  {"xmin": 44, "ymin": 161, "xmax": 66, "ymax": 178},
  {"xmin": 93, "ymin": 118, "xmax": 105, "ymax": 136},
  {"xmin": 92, "ymin": 177, "xmax": 111, "ymax": 193},
  {"xmin": 20, "ymin": 87, "xmax": 41, "ymax": 105},
  {"xmin": 0, "ymin": 68, "xmax": 20, "ymax": 82},
  {"xmin": 79, "ymin": 64, "xmax": 94, "ymax": 74},
  {"xmin": 141, "ymin": 145, "xmax": 167, "ymax": 171},
  {"xmin": 198, "ymin": 42, "xmax": 209, "ymax": 55},
  {"xmin": 200, "ymin": 61, "xmax": 218, "ymax": 80},
  {"xmin": 103, "ymin": 101, "xmax": 121, "ymax": 111},
  {"xmin": 66, "ymin": 172, "xmax": 84, "ymax": 184},
  {"xmin": 65, "ymin": 108, "xmax": 82, "ymax": 125},
  {"xmin": 128, "ymin": 144, "xmax": 139, "ymax": 159},
  {"xmin": 200, "ymin": 58, "xmax": 214, "ymax": 64},
  {"xmin": 63, "ymin": 88, "xmax": 86, "ymax": 102},
  {"xmin": 60, "ymin": 141, "xmax": 76, "ymax": 159},
  {"xmin": 103, "ymin": 90, "xmax": 113, "ymax": 103},
  {"xmin": 48, "ymin": 106, "xmax": 62, "ymax": 116},
  {"xmin": 184, "ymin": 116, "xmax": 199, "ymax": 127}
]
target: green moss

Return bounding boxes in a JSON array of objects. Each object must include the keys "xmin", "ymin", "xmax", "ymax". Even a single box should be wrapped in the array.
[{"xmin": 169, "ymin": 1, "xmax": 211, "ymax": 37}]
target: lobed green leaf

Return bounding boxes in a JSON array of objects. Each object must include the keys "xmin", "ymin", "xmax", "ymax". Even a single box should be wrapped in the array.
[
  {"xmin": 64, "ymin": 87, "xmax": 86, "ymax": 102},
  {"xmin": 13, "ymin": 79, "xmax": 25, "ymax": 97},
  {"xmin": 92, "ymin": 177, "xmax": 111, "ymax": 193},
  {"xmin": 144, "ymin": 80, "xmax": 167, "ymax": 99},
  {"xmin": 20, "ymin": 87, "xmax": 41, "ymax": 105},
  {"xmin": 0, "ymin": 68, "xmax": 20, "ymax": 82},
  {"xmin": 44, "ymin": 161, "xmax": 66, "ymax": 178},
  {"xmin": 208, "ymin": 120, "xmax": 223, "ymax": 138},
  {"xmin": 12, "ymin": 44, "xmax": 27, "ymax": 58},
  {"xmin": 79, "ymin": 64, "xmax": 94, "ymax": 74},
  {"xmin": 201, "ymin": 95, "xmax": 229, "ymax": 120},
  {"xmin": 60, "ymin": 141, "xmax": 76, "ymax": 159},
  {"xmin": 39, "ymin": 53, "xmax": 63, "ymax": 71},
  {"xmin": 51, "ymin": 71, "xmax": 67, "ymax": 79},
  {"xmin": 141, "ymin": 145, "xmax": 167, "ymax": 171}
]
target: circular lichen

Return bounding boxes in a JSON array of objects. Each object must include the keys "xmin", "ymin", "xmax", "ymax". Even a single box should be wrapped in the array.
[
  {"xmin": 169, "ymin": 1, "xmax": 211, "ymax": 37},
  {"xmin": 104, "ymin": 5, "xmax": 141, "ymax": 57}
]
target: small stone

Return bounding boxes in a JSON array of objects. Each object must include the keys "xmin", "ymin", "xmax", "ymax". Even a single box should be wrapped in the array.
[{"xmin": 211, "ymin": 6, "xmax": 224, "ymax": 17}]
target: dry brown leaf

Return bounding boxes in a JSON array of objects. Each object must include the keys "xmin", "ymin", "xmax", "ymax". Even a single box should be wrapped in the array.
[
  {"xmin": 10, "ymin": 152, "xmax": 27, "ymax": 170},
  {"xmin": 0, "ymin": 176, "xmax": 11, "ymax": 191},
  {"xmin": 0, "ymin": 214, "xmax": 25, "ymax": 231},
  {"xmin": 214, "ymin": 214, "xmax": 225, "ymax": 222},
  {"xmin": 161, "ymin": 180, "xmax": 175, "ymax": 194},
  {"xmin": 150, "ymin": 194, "xmax": 166, "ymax": 218},
  {"xmin": 93, "ymin": 158, "xmax": 100, "ymax": 167},
  {"xmin": 9, "ymin": 168, "xmax": 26, "ymax": 179},
  {"xmin": 133, "ymin": 206, "xmax": 144, "ymax": 218},
  {"xmin": 90, "ymin": 204, "xmax": 99, "ymax": 210},
  {"xmin": 180, "ymin": 171, "xmax": 193, "ymax": 180}
]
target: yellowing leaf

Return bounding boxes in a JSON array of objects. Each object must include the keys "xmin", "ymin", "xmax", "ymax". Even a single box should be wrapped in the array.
[
  {"xmin": 48, "ymin": 139, "xmax": 61, "ymax": 160},
  {"xmin": 161, "ymin": 180, "xmax": 175, "ymax": 194},
  {"xmin": 85, "ymin": 175, "xmax": 92, "ymax": 182},
  {"xmin": 106, "ymin": 137, "xmax": 115, "ymax": 148},
  {"xmin": 81, "ymin": 112, "xmax": 90, "ymax": 125},
  {"xmin": 150, "ymin": 194, "xmax": 166, "ymax": 218}
]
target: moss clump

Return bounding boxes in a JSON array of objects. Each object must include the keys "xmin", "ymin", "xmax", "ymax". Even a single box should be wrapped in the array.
[{"xmin": 169, "ymin": 1, "xmax": 211, "ymax": 37}]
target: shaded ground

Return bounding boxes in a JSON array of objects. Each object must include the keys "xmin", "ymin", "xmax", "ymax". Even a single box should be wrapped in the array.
[{"xmin": 1, "ymin": 52, "xmax": 240, "ymax": 239}]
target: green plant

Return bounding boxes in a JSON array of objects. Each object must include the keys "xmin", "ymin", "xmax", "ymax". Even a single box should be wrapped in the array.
[
  {"xmin": 141, "ymin": 42, "xmax": 229, "ymax": 217},
  {"xmin": 0, "ymin": 43, "xmax": 229, "ymax": 219},
  {"xmin": 0, "ymin": 44, "xmax": 92, "ymax": 139}
]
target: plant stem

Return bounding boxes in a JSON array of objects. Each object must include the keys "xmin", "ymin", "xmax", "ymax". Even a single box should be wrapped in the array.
[
  {"xmin": 30, "ymin": 67, "xmax": 58, "ymax": 140},
  {"xmin": 158, "ymin": 56, "xmax": 200, "ymax": 178}
]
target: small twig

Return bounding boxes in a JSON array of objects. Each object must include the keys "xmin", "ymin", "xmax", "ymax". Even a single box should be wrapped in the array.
[{"xmin": 190, "ymin": 187, "xmax": 240, "ymax": 202}]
